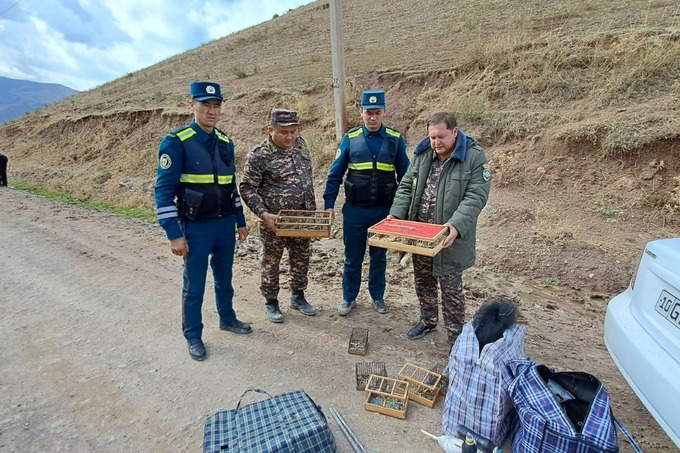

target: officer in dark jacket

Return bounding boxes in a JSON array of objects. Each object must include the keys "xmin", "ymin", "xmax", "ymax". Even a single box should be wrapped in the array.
[
  {"xmin": 323, "ymin": 90, "xmax": 409, "ymax": 316},
  {"xmin": 0, "ymin": 153, "xmax": 8, "ymax": 186},
  {"xmin": 154, "ymin": 81, "xmax": 251, "ymax": 361}
]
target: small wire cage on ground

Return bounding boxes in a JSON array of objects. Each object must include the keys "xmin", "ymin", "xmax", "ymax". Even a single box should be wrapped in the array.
[
  {"xmin": 355, "ymin": 362, "xmax": 387, "ymax": 391},
  {"xmin": 348, "ymin": 328, "xmax": 369, "ymax": 356},
  {"xmin": 431, "ymin": 362, "xmax": 450, "ymax": 396}
]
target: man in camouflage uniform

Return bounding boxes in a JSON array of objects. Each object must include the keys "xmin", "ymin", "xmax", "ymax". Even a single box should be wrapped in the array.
[
  {"xmin": 239, "ymin": 109, "xmax": 317, "ymax": 323},
  {"xmin": 389, "ymin": 112, "xmax": 491, "ymax": 344}
]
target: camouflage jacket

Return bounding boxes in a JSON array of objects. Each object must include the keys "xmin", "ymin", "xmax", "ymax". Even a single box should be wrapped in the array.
[{"xmin": 239, "ymin": 136, "xmax": 316, "ymax": 217}]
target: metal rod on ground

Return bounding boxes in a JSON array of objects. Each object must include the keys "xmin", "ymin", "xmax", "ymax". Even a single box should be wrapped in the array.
[
  {"xmin": 328, "ymin": 407, "xmax": 361, "ymax": 452},
  {"xmin": 329, "ymin": 406, "xmax": 367, "ymax": 453}
]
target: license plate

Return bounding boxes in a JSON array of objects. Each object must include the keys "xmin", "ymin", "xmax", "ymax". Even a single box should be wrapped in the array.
[{"xmin": 655, "ymin": 290, "xmax": 680, "ymax": 331}]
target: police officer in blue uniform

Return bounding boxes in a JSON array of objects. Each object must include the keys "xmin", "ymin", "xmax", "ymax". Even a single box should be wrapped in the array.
[
  {"xmin": 323, "ymin": 89, "xmax": 409, "ymax": 316},
  {"xmin": 155, "ymin": 81, "xmax": 251, "ymax": 361}
]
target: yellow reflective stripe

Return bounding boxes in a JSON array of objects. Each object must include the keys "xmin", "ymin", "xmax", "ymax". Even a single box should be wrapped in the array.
[
  {"xmin": 348, "ymin": 129, "xmax": 362, "ymax": 139},
  {"xmin": 348, "ymin": 162, "xmax": 395, "ymax": 171},
  {"xmin": 180, "ymin": 174, "xmax": 214, "ymax": 183},
  {"xmin": 385, "ymin": 128, "xmax": 400, "ymax": 138},
  {"xmin": 215, "ymin": 130, "xmax": 231, "ymax": 143},
  {"xmin": 180, "ymin": 174, "xmax": 234, "ymax": 184},
  {"xmin": 348, "ymin": 162, "xmax": 373, "ymax": 171},
  {"xmin": 176, "ymin": 128, "xmax": 196, "ymax": 142}
]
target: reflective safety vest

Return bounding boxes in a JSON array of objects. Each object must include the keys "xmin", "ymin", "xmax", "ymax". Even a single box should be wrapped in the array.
[
  {"xmin": 173, "ymin": 126, "xmax": 238, "ymax": 221},
  {"xmin": 344, "ymin": 127, "xmax": 400, "ymax": 207}
]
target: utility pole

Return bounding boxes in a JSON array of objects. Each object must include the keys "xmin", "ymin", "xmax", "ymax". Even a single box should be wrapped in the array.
[{"xmin": 329, "ymin": 0, "xmax": 346, "ymax": 141}]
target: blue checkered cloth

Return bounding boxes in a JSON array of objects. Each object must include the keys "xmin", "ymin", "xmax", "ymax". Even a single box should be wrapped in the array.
[
  {"xmin": 203, "ymin": 389, "xmax": 337, "ymax": 453},
  {"xmin": 508, "ymin": 359, "xmax": 642, "ymax": 453},
  {"xmin": 442, "ymin": 321, "xmax": 526, "ymax": 446}
]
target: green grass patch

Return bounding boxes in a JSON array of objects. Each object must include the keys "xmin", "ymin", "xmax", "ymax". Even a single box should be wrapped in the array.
[
  {"xmin": 12, "ymin": 182, "xmax": 156, "ymax": 222},
  {"xmin": 591, "ymin": 202, "xmax": 623, "ymax": 220},
  {"xmin": 543, "ymin": 277, "xmax": 559, "ymax": 286}
]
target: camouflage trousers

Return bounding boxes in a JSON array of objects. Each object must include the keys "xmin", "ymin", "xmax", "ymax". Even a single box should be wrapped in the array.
[
  {"xmin": 412, "ymin": 253, "xmax": 465, "ymax": 341},
  {"xmin": 259, "ymin": 227, "xmax": 310, "ymax": 300}
]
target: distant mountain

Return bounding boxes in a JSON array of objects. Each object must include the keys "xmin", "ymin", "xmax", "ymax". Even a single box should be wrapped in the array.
[{"xmin": 0, "ymin": 76, "xmax": 79, "ymax": 123}]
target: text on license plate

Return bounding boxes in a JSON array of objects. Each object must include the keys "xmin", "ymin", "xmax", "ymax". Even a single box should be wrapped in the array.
[{"xmin": 655, "ymin": 290, "xmax": 680, "ymax": 331}]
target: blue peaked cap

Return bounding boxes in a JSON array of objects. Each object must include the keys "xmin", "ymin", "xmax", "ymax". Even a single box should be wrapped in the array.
[
  {"xmin": 191, "ymin": 81, "xmax": 223, "ymax": 101},
  {"xmin": 361, "ymin": 90, "xmax": 385, "ymax": 109}
]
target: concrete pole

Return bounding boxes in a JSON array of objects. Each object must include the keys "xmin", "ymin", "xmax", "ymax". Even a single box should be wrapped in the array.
[{"xmin": 329, "ymin": 0, "xmax": 347, "ymax": 141}]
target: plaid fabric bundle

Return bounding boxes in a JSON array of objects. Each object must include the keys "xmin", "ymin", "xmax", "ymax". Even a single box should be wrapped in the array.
[
  {"xmin": 203, "ymin": 389, "xmax": 337, "ymax": 453},
  {"xmin": 508, "ymin": 359, "xmax": 642, "ymax": 453},
  {"xmin": 442, "ymin": 321, "xmax": 526, "ymax": 446}
]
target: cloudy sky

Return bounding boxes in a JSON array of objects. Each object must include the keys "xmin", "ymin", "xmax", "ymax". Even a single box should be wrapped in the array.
[{"xmin": 0, "ymin": 0, "xmax": 312, "ymax": 91}]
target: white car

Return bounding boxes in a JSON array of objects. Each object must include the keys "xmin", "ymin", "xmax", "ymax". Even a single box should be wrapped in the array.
[{"xmin": 604, "ymin": 237, "xmax": 680, "ymax": 448}]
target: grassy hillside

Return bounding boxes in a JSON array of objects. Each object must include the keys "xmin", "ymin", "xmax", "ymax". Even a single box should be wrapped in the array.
[{"xmin": 0, "ymin": 0, "xmax": 678, "ymax": 227}]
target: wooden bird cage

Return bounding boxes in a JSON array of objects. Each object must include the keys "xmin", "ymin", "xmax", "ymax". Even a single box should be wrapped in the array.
[
  {"xmin": 397, "ymin": 363, "xmax": 442, "ymax": 408},
  {"xmin": 367, "ymin": 219, "xmax": 447, "ymax": 257},
  {"xmin": 363, "ymin": 374, "xmax": 409, "ymax": 419},
  {"xmin": 275, "ymin": 210, "xmax": 332, "ymax": 238}
]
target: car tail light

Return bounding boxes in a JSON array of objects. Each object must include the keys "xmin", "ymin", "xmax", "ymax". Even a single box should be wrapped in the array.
[{"xmin": 630, "ymin": 256, "xmax": 643, "ymax": 290}]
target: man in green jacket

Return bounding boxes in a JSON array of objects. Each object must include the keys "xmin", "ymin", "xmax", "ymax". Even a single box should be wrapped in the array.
[{"xmin": 389, "ymin": 112, "xmax": 491, "ymax": 344}]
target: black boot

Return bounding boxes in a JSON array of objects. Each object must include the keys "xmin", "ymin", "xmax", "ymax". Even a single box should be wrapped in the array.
[
  {"xmin": 290, "ymin": 290, "xmax": 317, "ymax": 316},
  {"xmin": 265, "ymin": 298, "xmax": 284, "ymax": 323}
]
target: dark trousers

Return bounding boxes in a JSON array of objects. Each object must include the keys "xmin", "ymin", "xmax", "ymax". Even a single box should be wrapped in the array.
[
  {"xmin": 341, "ymin": 202, "xmax": 390, "ymax": 302},
  {"xmin": 0, "ymin": 154, "xmax": 7, "ymax": 186},
  {"xmin": 181, "ymin": 215, "xmax": 238, "ymax": 340}
]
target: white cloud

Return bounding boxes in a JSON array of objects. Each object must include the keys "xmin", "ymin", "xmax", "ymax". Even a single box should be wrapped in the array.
[{"xmin": 0, "ymin": 0, "xmax": 311, "ymax": 91}]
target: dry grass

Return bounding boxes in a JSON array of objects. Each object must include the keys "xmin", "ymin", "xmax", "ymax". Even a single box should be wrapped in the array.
[
  {"xmin": 555, "ymin": 115, "xmax": 679, "ymax": 157},
  {"xmin": 0, "ymin": 0, "xmax": 679, "ymax": 226}
]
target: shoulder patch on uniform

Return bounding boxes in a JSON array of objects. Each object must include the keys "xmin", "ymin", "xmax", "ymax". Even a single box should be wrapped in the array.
[
  {"xmin": 334, "ymin": 148, "xmax": 341, "ymax": 160},
  {"xmin": 482, "ymin": 166, "xmax": 491, "ymax": 182},
  {"xmin": 159, "ymin": 154, "xmax": 172, "ymax": 170}
]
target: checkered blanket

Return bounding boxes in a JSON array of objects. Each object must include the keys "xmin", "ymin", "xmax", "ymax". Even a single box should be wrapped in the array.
[{"xmin": 203, "ymin": 389, "xmax": 337, "ymax": 453}]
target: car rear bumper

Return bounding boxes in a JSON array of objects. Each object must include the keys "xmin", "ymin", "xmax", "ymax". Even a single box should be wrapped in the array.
[{"xmin": 604, "ymin": 289, "xmax": 680, "ymax": 447}]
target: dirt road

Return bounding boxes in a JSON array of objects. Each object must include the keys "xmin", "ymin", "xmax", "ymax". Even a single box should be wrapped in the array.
[{"xmin": 0, "ymin": 188, "xmax": 675, "ymax": 452}]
